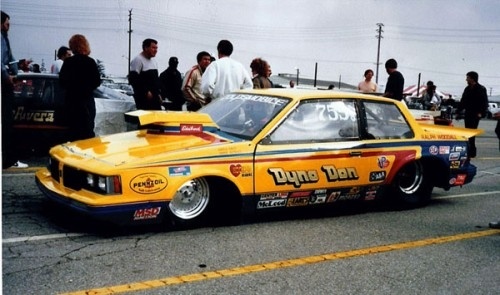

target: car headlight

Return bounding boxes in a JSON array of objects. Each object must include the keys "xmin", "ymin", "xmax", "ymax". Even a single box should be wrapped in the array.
[{"xmin": 85, "ymin": 173, "xmax": 122, "ymax": 195}]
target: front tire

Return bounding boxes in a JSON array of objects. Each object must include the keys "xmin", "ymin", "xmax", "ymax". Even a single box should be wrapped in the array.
[
  {"xmin": 168, "ymin": 178, "xmax": 211, "ymax": 228},
  {"xmin": 392, "ymin": 161, "xmax": 433, "ymax": 208}
]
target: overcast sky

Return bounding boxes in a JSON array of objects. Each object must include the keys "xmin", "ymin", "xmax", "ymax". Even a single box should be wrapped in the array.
[{"xmin": 3, "ymin": 0, "xmax": 500, "ymax": 96}]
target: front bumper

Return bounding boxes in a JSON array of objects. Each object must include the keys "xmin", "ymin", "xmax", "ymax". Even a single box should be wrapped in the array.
[{"xmin": 35, "ymin": 170, "xmax": 168, "ymax": 225}]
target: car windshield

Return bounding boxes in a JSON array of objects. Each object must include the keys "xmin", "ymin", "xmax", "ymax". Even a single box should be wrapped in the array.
[{"xmin": 200, "ymin": 93, "xmax": 290, "ymax": 139}]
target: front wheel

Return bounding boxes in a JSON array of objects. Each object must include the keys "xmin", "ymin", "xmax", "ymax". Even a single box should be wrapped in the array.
[
  {"xmin": 392, "ymin": 161, "xmax": 433, "ymax": 208},
  {"xmin": 168, "ymin": 178, "xmax": 211, "ymax": 228}
]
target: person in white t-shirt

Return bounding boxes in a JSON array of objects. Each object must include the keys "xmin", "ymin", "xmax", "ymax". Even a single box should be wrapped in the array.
[
  {"xmin": 201, "ymin": 40, "xmax": 253, "ymax": 101},
  {"xmin": 50, "ymin": 46, "xmax": 72, "ymax": 74},
  {"xmin": 358, "ymin": 69, "xmax": 378, "ymax": 93}
]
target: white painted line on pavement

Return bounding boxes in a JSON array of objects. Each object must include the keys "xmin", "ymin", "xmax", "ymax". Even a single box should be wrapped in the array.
[
  {"xmin": 3, "ymin": 233, "xmax": 86, "ymax": 244},
  {"xmin": 434, "ymin": 190, "xmax": 500, "ymax": 200}
]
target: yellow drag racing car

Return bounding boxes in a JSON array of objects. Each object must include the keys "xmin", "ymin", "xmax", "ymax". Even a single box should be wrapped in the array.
[{"xmin": 35, "ymin": 89, "xmax": 481, "ymax": 227}]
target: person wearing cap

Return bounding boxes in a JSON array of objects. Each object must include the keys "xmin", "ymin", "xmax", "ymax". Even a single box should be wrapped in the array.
[
  {"xmin": 159, "ymin": 56, "xmax": 185, "ymax": 111},
  {"xmin": 201, "ymin": 40, "xmax": 253, "ymax": 100},
  {"xmin": 383, "ymin": 58, "xmax": 405, "ymax": 101},
  {"xmin": 128, "ymin": 38, "xmax": 162, "ymax": 110},
  {"xmin": 455, "ymin": 71, "xmax": 489, "ymax": 159}
]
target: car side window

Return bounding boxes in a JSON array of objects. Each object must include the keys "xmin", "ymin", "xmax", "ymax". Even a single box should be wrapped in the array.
[
  {"xmin": 363, "ymin": 101, "xmax": 414, "ymax": 139},
  {"xmin": 269, "ymin": 99, "xmax": 359, "ymax": 143}
]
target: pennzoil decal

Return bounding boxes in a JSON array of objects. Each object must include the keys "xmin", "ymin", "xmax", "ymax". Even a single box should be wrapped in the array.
[
  {"xmin": 268, "ymin": 165, "xmax": 359, "ymax": 188},
  {"xmin": 130, "ymin": 173, "xmax": 168, "ymax": 194}
]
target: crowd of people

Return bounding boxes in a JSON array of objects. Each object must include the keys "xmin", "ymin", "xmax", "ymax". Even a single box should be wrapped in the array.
[{"xmin": 2, "ymin": 9, "xmax": 498, "ymax": 171}]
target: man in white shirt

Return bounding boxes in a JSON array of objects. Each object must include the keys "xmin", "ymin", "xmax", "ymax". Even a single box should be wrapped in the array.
[
  {"xmin": 51, "ymin": 46, "xmax": 72, "ymax": 74},
  {"xmin": 201, "ymin": 40, "xmax": 253, "ymax": 101}
]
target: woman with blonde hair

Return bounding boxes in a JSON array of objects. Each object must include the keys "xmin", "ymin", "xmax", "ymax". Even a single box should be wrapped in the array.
[{"xmin": 59, "ymin": 34, "xmax": 101, "ymax": 141}]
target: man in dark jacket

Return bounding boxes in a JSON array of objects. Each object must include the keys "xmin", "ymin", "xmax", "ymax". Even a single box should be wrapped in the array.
[
  {"xmin": 383, "ymin": 58, "xmax": 405, "ymax": 101},
  {"xmin": 128, "ymin": 39, "xmax": 162, "ymax": 110},
  {"xmin": 160, "ymin": 57, "xmax": 185, "ymax": 111},
  {"xmin": 456, "ymin": 71, "xmax": 489, "ymax": 159}
]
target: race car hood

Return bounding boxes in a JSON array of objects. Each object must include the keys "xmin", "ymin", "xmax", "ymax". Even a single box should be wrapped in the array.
[{"xmin": 50, "ymin": 111, "xmax": 240, "ymax": 168}]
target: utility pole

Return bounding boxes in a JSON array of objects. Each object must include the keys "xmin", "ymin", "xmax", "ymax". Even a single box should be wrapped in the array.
[
  {"xmin": 127, "ymin": 9, "xmax": 133, "ymax": 79},
  {"xmin": 375, "ymin": 23, "xmax": 384, "ymax": 84}
]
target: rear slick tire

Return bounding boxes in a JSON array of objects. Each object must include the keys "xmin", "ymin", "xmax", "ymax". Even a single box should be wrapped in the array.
[{"xmin": 392, "ymin": 161, "xmax": 433, "ymax": 208}]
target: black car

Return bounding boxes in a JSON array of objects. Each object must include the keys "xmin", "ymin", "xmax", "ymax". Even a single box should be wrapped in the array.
[{"xmin": 12, "ymin": 73, "xmax": 136, "ymax": 154}]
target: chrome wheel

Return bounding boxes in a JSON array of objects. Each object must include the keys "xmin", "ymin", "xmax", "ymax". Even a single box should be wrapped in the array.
[
  {"xmin": 397, "ymin": 161, "xmax": 424, "ymax": 195},
  {"xmin": 169, "ymin": 178, "xmax": 210, "ymax": 220}
]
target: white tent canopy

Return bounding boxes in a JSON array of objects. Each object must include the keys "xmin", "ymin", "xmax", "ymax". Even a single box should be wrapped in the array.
[{"xmin": 404, "ymin": 85, "xmax": 454, "ymax": 99}]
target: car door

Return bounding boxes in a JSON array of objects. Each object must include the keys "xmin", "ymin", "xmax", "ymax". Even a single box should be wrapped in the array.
[{"xmin": 253, "ymin": 98, "xmax": 389, "ymax": 209}]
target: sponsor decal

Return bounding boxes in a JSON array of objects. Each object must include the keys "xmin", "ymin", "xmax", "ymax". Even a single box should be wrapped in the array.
[
  {"xmin": 309, "ymin": 194, "xmax": 327, "ymax": 204},
  {"xmin": 449, "ymin": 152, "xmax": 461, "ymax": 161},
  {"xmin": 13, "ymin": 106, "xmax": 55, "ymax": 123},
  {"xmin": 168, "ymin": 166, "xmax": 191, "ymax": 176},
  {"xmin": 134, "ymin": 207, "xmax": 161, "ymax": 220},
  {"xmin": 223, "ymin": 93, "xmax": 288, "ymax": 107},
  {"xmin": 257, "ymin": 199, "xmax": 287, "ymax": 209},
  {"xmin": 455, "ymin": 174, "xmax": 466, "ymax": 185},
  {"xmin": 268, "ymin": 165, "xmax": 359, "ymax": 188},
  {"xmin": 429, "ymin": 145, "xmax": 439, "ymax": 155},
  {"xmin": 287, "ymin": 196, "xmax": 309, "ymax": 207},
  {"xmin": 377, "ymin": 156, "xmax": 390, "ymax": 169},
  {"xmin": 336, "ymin": 194, "xmax": 360, "ymax": 201},
  {"xmin": 453, "ymin": 146, "xmax": 465, "ymax": 152},
  {"xmin": 180, "ymin": 124, "xmax": 203, "ymax": 134},
  {"xmin": 259, "ymin": 192, "xmax": 288, "ymax": 201},
  {"xmin": 268, "ymin": 168, "xmax": 319, "ymax": 188},
  {"xmin": 230, "ymin": 164, "xmax": 252, "ymax": 177},
  {"xmin": 369, "ymin": 171, "xmax": 386, "ymax": 182},
  {"xmin": 130, "ymin": 173, "xmax": 168, "ymax": 194},
  {"xmin": 422, "ymin": 134, "xmax": 458, "ymax": 140},
  {"xmin": 450, "ymin": 161, "xmax": 460, "ymax": 169},
  {"xmin": 327, "ymin": 191, "xmax": 341, "ymax": 203},
  {"xmin": 449, "ymin": 177, "xmax": 456, "ymax": 185},
  {"xmin": 364, "ymin": 186, "xmax": 379, "ymax": 201},
  {"xmin": 314, "ymin": 189, "xmax": 327, "ymax": 194},
  {"xmin": 439, "ymin": 146, "xmax": 450, "ymax": 154},
  {"xmin": 329, "ymin": 187, "xmax": 361, "ymax": 202},
  {"xmin": 289, "ymin": 191, "xmax": 312, "ymax": 198},
  {"xmin": 321, "ymin": 165, "xmax": 359, "ymax": 182}
]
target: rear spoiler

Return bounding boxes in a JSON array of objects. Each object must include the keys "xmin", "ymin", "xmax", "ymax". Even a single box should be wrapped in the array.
[
  {"xmin": 421, "ymin": 125, "xmax": 484, "ymax": 139},
  {"xmin": 124, "ymin": 110, "xmax": 218, "ymax": 127}
]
